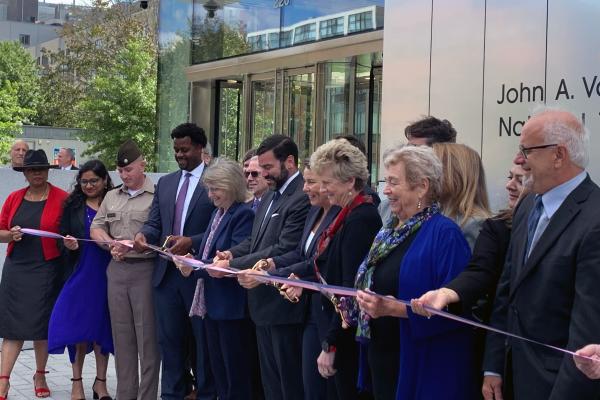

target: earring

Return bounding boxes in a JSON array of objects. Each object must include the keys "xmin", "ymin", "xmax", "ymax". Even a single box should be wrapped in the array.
[{"xmin": 417, "ymin": 198, "xmax": 422, "ymax": 209}]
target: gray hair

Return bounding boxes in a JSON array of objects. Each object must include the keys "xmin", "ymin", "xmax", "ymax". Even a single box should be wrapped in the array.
[
  {"xmin": 310, "ymin": 139, "xmax": 369, "ymax": 191},
  {"xmin": 202, "ymin": 157, "xmax": 248, "ymax": 203},
  {"xmin": 531, "ymin": 105, "xmax": 589, "ymax": 168},
  {"xmin": 62, "ymin": 147, "xmax": 75, "ymax": 160},
  {"xmin": 383, "ymin": 145, "xmax": 443, "ymax": 201}
]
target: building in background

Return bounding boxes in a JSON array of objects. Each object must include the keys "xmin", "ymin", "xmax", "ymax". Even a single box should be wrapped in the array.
[{"xmin": 157, "ymin": 0, "xmax": 384, "ymax": 175}]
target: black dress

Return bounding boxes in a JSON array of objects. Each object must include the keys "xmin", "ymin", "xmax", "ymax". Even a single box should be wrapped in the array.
[
  {"xmin": 368, "ymin": 231, "xmax": 417, "ymax": 400},
  {"xmin": 0, "ymin": 199, "xmax": 62, "ymax": 340}
]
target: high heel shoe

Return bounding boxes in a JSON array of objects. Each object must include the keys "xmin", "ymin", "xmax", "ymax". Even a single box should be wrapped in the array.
[
  {"xmin": 70, "ymin": 377, "xmax": 85, "ymax": 400},
  {"xmin": 92, "ymin": 377, "xmax": 113, "ymax": 400},
  {"xmin": 33, "ymin": 370, "xmax": 50, "ymax": 398},
  {"xmin": 0, "ymin": 375, "xmax": 10, "ymax": 400}
]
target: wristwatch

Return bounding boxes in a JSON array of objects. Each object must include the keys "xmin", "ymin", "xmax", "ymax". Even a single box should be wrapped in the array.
[{"xmin": 321, "ymin": 340, "xmax": 336, "ymax": 353}]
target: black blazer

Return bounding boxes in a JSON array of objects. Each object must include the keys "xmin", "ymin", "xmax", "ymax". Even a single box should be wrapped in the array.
[
  {"xmin": 271, "ymin": 205, "xmax": 340, "ymax": 279},
  {"xmin": 445, "ymin": 217, "xmax": 511, "ymax": 318},
  {"xmin": 484, "ymin": 176, "xmax": 600, "ymax": 400},
  {"xmin": 229, "ymin": 173, "xmax": 311, "ymax": 326},
  {"xmin": 139, "ymin": 168, "xmax": 215, "ymax": 287},
  {"xmin": 314, "ymin": 202, "xmax": 382, "ymax": 345}
]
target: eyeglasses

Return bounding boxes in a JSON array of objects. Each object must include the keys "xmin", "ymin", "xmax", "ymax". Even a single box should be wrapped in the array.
[
  {"xmin": 518, "ymin": 143, "xmax": 558, "ymax": 160},
  {"xmin": 79, "ymin": 178, "xmax": 101, "ymax": 186},
  {"xmin": 244, "ymin": 171, "xmax": 260, "ymax": 178}
]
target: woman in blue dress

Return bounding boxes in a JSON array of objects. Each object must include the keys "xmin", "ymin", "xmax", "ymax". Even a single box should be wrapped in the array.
[
  {"xmin": 48, "ymin": 160, "xmax": 115, "ymax": 400},
  {"xmin": 355, "ymin": 145, "xmax": 475, "ymax": 400}
]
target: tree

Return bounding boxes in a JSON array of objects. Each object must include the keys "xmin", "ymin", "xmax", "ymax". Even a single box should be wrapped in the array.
[
  {"xmin": 0, "ymin": 41, "xmax": 40, "ymax": 163},
  {"xmin": 36, "ymin": 0, "xmax": 158, "ymax": 168},
  {"xmin": 77, "ymin": 36, "xmax": 157, "ymax": 170}
]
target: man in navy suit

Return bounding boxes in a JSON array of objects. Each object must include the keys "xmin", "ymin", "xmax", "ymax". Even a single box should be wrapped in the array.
[
  {"xmin": 483, "ymin": 109, "xmax": 600, "ymax": 400},
  {"xmin": 134, "ymin": 123, "xmax": 215, "ymax": 399},
  {"xmin": 213, "ymin": 135, "xmax": 310, "ymax": 400}
]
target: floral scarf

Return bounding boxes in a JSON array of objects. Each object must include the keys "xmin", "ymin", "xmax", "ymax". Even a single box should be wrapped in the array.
[{"xmin": 353, "ymin": 202, "xmax": 441, "ymax": 342}]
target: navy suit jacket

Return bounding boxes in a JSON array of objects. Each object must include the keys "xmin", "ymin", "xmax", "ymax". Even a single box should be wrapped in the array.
[
  {"xmin": 271, "ymin": 205, "xmax": 340, "ymax": 279},
  {"xmin": 195, "ymin": 202, "xmax": 254, "ymax": 320},
  {"xmin": 229, "ymin": 173, "xmax": 311, "ymax": 326},
  {"xmin": 139, "ymin": 168, "xmax": 215, "ymax": 287},
  {"xmin": 484, "ymin": 175, "xmax": 600, "ymax": 400}
]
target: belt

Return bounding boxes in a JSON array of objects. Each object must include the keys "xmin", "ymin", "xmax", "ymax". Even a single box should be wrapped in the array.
[{"xmin": 121, "ymin": 257, "xmax": 154, "ymax": 264}]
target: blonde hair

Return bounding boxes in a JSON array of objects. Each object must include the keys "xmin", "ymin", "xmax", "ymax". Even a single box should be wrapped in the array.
[
  {"xmin": 202, "ymin": 158, "xmax": 249, "ymax": 203},
  {"xmin": 433, "ymin": 143, "xmax": 491, "ymax": 227},
  {"xmin": 383, "ymin": 145, "xmax": 443, "ymax": 202},
  {"xmin": 310, "ymin": 139, "xmax": 368, "ymax": 191}
]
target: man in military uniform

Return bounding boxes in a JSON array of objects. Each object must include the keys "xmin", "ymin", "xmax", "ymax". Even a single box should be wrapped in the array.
[{"xmin": 90, "ymin": 140, "xmax": 159, "ymax": 400}]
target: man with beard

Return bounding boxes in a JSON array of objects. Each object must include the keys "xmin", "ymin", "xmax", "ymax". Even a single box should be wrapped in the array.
[
  {"xmin": 133, "ymin": 123, "xmax": 215, "ymax": 399},
  {"xmin": 213, "ymin": 135, "xmax": 310, "ymax": 400}
]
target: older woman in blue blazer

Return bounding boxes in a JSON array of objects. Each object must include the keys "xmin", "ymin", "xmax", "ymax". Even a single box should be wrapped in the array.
[{"xmin": 177, "ymin": 158, "xmax": 254, "ymax": 400}]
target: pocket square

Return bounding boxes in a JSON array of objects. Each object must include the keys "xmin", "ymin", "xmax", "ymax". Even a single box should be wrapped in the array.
[{"xmin": 271, "ymin": 213, "xmax": 279, "ymax": 218}]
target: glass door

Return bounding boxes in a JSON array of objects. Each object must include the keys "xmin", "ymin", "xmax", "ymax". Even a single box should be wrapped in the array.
[
  {"xmin": 215, "ymin": 80, "xmax": 243, "ymax": 160},
  {"xmin": 250, "ymin": 78, "xmax": 276, "ymax": 149},
  {"xmin": 282, "ymin": 69, "xmax": 315, "ymax": 162}
]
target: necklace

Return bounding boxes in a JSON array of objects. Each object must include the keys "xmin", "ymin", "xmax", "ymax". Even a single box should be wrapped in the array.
[{"xmin": 27, "ymin": 185, "xmax": 48, "ymax": 202}]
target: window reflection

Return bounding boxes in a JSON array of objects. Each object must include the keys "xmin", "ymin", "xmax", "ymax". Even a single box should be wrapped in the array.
[{"xmin": 191, "ymin": 0, "xmax": 384, "ymax": 64}]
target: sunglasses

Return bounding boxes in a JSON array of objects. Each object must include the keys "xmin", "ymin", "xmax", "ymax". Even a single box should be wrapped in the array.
[{"xmin": 244, "ymin": 171, "xmax": 260, "ymax": 178}]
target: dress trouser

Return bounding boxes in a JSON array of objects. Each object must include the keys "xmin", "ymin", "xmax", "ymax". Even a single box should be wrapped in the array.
[
  {"xmin": 154, "ymin": 265, "xmax": 214, "ymax": 400},
  {"xmin": 255, "ymin": 324, "xmax": 304, "ymax": 400},
  {"xmin": 107, "ymin": 259, "xmax": 160, "ymax": 400}
]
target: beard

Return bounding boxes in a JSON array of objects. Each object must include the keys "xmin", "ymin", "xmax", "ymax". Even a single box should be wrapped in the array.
[{"xmin": 269, "ymin": 163, "xmax": 290, "ymax": 191}]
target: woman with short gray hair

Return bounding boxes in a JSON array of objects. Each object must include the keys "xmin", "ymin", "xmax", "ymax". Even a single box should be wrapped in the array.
[
  {"xmin": 288, "ymin": 138, "xmax": 382, "ymax": 398},
  {"xmin": 354, "ymin": 145, "xmax": 475, "ymax": 399},
  {"xmin": 175, "ymin": 158, "xmax": 255, "ymax": 400}
]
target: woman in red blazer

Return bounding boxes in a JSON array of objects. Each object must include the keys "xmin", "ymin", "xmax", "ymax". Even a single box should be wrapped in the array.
[{"xmin": 0, "ymin": 149, "xmax": 68, "ymax": 400}]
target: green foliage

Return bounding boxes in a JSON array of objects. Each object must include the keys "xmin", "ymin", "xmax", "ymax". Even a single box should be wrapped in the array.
[
  {"xmin": 78, "ymin": 36, "xmax": 157, "ymax": 170},
  {"xmin": 0, "ymin": 41, "xmax": 39, "ymax": 163},
  {"xmin": 34, "ymin": 0, "xmax": 158, "ymax": 169}
]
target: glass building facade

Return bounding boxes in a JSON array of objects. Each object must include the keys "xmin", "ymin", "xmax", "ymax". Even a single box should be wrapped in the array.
[{"xmin": 157, "ymin": 0, "xmax": 384, "ymax": 179}]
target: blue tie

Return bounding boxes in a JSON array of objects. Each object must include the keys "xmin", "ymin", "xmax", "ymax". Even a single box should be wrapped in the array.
[{"xmin": 524, "ymin": 196, "xmax": 544, "ymax": 260}]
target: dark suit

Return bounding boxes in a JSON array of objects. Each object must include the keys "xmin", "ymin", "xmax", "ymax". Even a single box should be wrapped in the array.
[
  {"xmin": 270, "ymin": 205, "xmax": 340, "ymax": 400},
  {"xmin": 193, "ymin": 203, "xmax": 255, "ymax": 400},
  {"xmin": 484, "ymin": 175, "xmax": 600, "ymax": 400},
  {"xmin": 228, "ymin": 173, "xmax": 310, "ymax": 400},
  {"xmin": 139, "ymin": 167, "xmax": 215, "ymax": 400}
]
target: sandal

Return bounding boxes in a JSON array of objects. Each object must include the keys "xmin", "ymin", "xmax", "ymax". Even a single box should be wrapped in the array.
[
  {"xmin": 92, "ymin": 377, "xmax": 113, "ymax": 400},
  {"xmin": 33, "ymin": 370, "xmax": 50, "ymax": 398},
  {"xmin": 0, "ymin": 375, "xmax": 9, "ymax": 400},
  {"xmin": 71, "ymin": 377, "xmax": 85, "ymax": 400}
]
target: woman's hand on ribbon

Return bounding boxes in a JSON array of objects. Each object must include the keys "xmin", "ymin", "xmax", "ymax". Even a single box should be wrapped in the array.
[
  {"xmin": 411, "ymin": 288, "xmax": 459, "ymax": 318},
  {"xmin": 174, "ymin": 254, "xmax": 194, "ymax": 277},
  {"xmin": 63, "ymin": 235, "xmax": 79, "ymax": 251},
  {"xmin": 357, "ymin": 290, "xmax": 407, "ymax": 319},
  {"xmin": 317, "ymin": 350, "xmax": 337, "ymax": 378},
  {"xmin": 209, "ymin": 259, "xmax": 232, "ymax": 278},
  {"xmin": 280, "ymin": 273, "xmax": 303, "ymax": 300},
  {"xmin": 9, "ymin": 226, "xmax": 23, "ymax": 242},
  {"xmin": 574, "ymin": 344, "xmax": 600, "ymax": 380}
]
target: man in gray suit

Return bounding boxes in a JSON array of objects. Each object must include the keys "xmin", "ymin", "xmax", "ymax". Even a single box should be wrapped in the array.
[
  {"xmin": 483, "ymin": 109, "xmax": 600, "ymax": 400},
  {"xmin": 213, "ymin": 135, "xmax": 310, "ymax": 400},
  {"xmin": 134, "ymin": 123, "xmax": 215, "ymax": 399}
]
